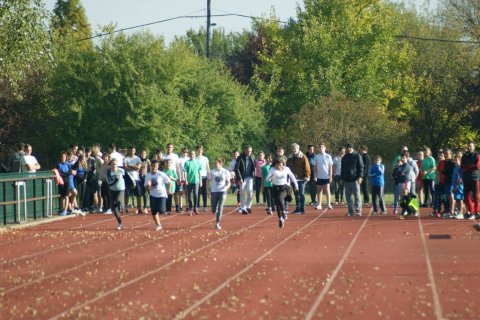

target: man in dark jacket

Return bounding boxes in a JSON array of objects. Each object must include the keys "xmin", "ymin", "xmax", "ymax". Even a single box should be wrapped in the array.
[
  {"xmin": 235, "ymin": 145, "xmax": 256, "ymax": 214},
  {"xmin": 341, "ymin": 143, "xmax": 364, "ymax": 216},
  {"xmin": 359, "ymin": 145, "xmax": 371, "ymax": 206}
]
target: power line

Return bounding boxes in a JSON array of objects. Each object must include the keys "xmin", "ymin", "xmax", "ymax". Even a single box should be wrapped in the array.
[
  {"xmin": 69, "ymin": 12, "xmax": 480, "ymax": 46},
  {"xmin": 395, "ymin": 35, "xmax": 480, "ymax": 44},
  {"xmin": 71, "ymin": 13, "xmax": 287, "ymax": 43}
]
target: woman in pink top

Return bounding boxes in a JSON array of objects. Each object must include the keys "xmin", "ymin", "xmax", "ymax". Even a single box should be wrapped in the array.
[{"xmin": 254, "ymin": 151, "xmax": 266, "ymax": 205}]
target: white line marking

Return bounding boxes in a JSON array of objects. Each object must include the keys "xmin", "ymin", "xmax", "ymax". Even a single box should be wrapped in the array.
[
  {"xmin": 3, "ymin": 214, "xmax": 175, "ymax": 264},
  {"xmin": 174, "ymin": 209, "xmax": 329, "ymax": 320},
  {"xmin": 305, "ymin": 215, "xmax": 371, "ymax": 320},
  {"xmin": 2, "ymin": 209, "xmax": 236, "ymax": 295},
  {"xmin": 47, "ymin": 213, "xmax": 274, "ymax": 320},
  {"xmin": 417, "ymin": 215, "xmax": 444, "ymax": 320}
]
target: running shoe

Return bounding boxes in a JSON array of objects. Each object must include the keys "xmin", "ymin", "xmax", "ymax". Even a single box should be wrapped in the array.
[
  {"xmin": 116, "ymin": 223, "xmax": 124, "ymax": 230},
  {"xmin": 327, "ymin": 204, "xmax": 333, "ymax": 210},
  {"xmin": 155, "ymin": 225, "xmax": 162, "ymax": 231},
  {"xmin": 215, "ymin": 223, "xmax": 222, "ymax": 230},
  {"xmin": 279, "ymin": 218, "xmax": 285, "ymax": 228},
  {"xmin": 316, "ymin": 204, "xmax": 322, "ymax": 210}
]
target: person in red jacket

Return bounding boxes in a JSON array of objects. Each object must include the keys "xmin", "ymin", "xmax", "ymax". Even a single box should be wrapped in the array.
[{"xmin": 460, "ymin": 142, "xmax": 480, "ymax": 220}]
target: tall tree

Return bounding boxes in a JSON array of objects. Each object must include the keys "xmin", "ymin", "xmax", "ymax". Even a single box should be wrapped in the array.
[
  {"xmin": 252, "ymin": 0, "xmax": 417, "ymax": 140},
  {"xmin": 52, "ymin": 0, "xmax": 92, "ymax": 47}
]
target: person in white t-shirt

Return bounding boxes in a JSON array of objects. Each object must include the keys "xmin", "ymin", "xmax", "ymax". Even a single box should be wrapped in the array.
[
  {"xmin": 144, "ymin": 160, "xmax": 171, "ymax": 231},
  {"xmin": 108, "ymin": 143, "xmax": 124, "ymax": 168},
  {"xmin": 196, "ymin": 145, "xmax": 210, "ymax": 211},
  {"xmin": 163, "ymin": 143, "xmax": 182, "ymax": 212},
  {"xmin": 207, "ymin": 158, "xmax": 232, "ymax": 230},
  {"xmin": 21, "ymin": 144, "xmax": 41, "ymax": 173},
  {"xmin": 177, "ymin": 147, "xmax": 189, "ymax": 212},
  {"xmin": 313, "ymin": 143, "xmax": 333, "ymax": 210},
  {"xmin": 124, "ymin": 147, "xmax": 143, "ymax": 213}
]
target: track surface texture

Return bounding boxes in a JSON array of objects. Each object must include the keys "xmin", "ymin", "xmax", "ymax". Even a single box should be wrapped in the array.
[{"xmin": 1, "ymin": 205, "xmax": 479, "ymax": 320}]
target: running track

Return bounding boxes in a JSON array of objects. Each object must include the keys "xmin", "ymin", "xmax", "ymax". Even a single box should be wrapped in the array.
[{"xmin": 1, "ymin": 206, "xmax": 479, "ymax": 319}]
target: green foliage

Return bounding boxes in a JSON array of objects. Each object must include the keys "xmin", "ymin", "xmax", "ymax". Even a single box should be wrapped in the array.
[
  {"xmin": 0, "ymin": 0, "xmax": 51, "ymax": 93},
  {"xmin": 52, "ymin": 0, "xmax": 92, "ymax": 48},
  {"xmin": 253, "ymin": 0, "xmax": 417, "ymax": 136},
  {"xmin": 45, "ymin": 31, "xmax": 265, "ymax": 162},
  {"xmin": 282, "ymin": 94, "xmax": 406, "ymax": 160}
]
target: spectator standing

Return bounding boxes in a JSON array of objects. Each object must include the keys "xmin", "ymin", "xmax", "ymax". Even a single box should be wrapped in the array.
[
  {"xmin": 235, "ymin": 145, "xmax": 256, "ymax": 214},
  {"xmin": 312, "ymin": 143, "xmax": 332, "ymax": 210},
  {"xmin": 8, "ymin": 143, "xmax": 25, "ymax": 172},
  {"xmin": 359, "ymin": 145, "xmax": 371, "ymax": 205},
  {"xmin": 287, "ymin": 143, "xmax": 311, "ymax": 214},
  {"xmin": 184, "ymin": 149, "xmax": 202, "ymax": 215},
  {"xmin": 21, "ymin": 144, "xmax": 41, "ymax": 173},
  {"xmin": 340, "ymin": 144, "xmax": 364, "ymax": 216},
  {"xmin": 196, "ymin": 145, "xmax": 210, "ymax": 212},
  {"xmin": 421, "ymin": 147, "xmax": 436, "ymax": 207},
  {"xmin": 124, "ymin": 147, "xmax": 143, "ymax": 214},
  {"xmin": 369, "ymin": 155, "xmax": 386, "ymax": 214},
  {"xmin": 254, "ymin": 151, "xmax": 266, "ymax": 206},
  {"xmin": 332, "ymin": 147, "xmax": 345, "ymax": 205},
  {"xmin": 139, "ymin": 150, "xmax": 151, "ymax": 213},
  {"xmin": 305, "ymin": 145, "xmax": 317, "ymax": 205},
  {"xmin": 461, "ymin": 142, "xmax": 480, "ymax": 220}
]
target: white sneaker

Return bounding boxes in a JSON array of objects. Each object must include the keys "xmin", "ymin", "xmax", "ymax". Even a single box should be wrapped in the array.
[
  {"xmin": 79, "ymin": 211, "xmax": 87, "ymax": 216},
  {"xmin": 327, "ymin": 204, "xmax": 333, "ymax": 210},
  {"xmin": 98, "ymin": 209, "xmax": 103, "ymax": 213},
  {"xmin": 155, "ymin": 225, "xmax": 162, "ymax": 231},
  {"xmin": 116, "ymin": 223, "xmax": 124, "ymax": 230},
  {"xmin": 215, "ymin": 223, "xmax": 222, "ymax": 230},
  {"xmin": 454, "ymin": 213, "xmax": 464, "ymax": 220},
  {"xmin": 104, "ymin": 209, "xmax": 112, "ymax": 215},
  {"xmin": 316, "ymin": 204, "xmax": 322, "ymax": 210}
]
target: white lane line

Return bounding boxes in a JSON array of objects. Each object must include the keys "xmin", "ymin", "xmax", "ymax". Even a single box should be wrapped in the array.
[
  {"xmin": 3, "ymin": 214, "xmax": 175, "ymax": 264},
  {"xmin": 417, "ymin": 215, "xmax": 444, "ymax": 320},
  {"xmin": 305, "ymin": 214, "xmax": 371, "ymax": 320},
  {"xmin": 174, "ymin": 209, "xmax": 329, "ymax": 320},
  {"xmin": 48, "ymin": 214, "xmax": 274, "ymax": 320},
  {"xmin": 2, "ymin": 209, "xmax": 236, "ymax": 295}
]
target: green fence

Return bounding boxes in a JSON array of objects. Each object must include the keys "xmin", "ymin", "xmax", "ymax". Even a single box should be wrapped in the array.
[{"xmin": 0, "ymin": 171, "xmax": 60, "ymax": 225}]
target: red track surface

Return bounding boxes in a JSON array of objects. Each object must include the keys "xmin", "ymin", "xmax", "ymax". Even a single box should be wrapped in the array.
[{"xmin": 1, "ymin": 206, "xmax": 479, "ymax": 319}]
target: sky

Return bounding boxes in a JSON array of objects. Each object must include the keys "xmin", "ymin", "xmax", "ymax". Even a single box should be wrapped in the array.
[{"xmin": 43, "ymin": 0, "xmax": 439, "ymax": 44}]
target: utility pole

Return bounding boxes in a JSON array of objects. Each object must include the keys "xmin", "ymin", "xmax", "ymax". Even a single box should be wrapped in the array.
[{"xmin": 206, "ymin": 0, "xmax": 211, "ymax": 58}]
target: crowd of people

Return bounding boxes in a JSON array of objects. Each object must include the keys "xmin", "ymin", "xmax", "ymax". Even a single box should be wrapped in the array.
[{"xmin": 6, "ymin": 141, "xmax": 480, "ymax": 231}]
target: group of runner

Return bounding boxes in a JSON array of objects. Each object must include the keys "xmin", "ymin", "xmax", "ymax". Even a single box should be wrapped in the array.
[{"xmin": 20, "ymin": 140, "xmax": 479, "ymax": 231}]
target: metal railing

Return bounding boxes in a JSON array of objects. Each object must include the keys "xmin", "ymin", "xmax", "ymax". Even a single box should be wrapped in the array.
[{"xmin": 0, "ymin": 172, "xmax": 60, "ymax": 225}]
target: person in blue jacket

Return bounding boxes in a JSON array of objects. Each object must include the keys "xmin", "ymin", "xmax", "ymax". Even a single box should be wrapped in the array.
[{"xmin": 369, "ymin": 155, "xmax": 386, "ymax": 214}]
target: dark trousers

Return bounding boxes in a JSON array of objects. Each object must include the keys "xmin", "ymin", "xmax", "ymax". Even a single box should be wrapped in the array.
[
  {"xmin": 188, "ymin": 183, "xmax": 199, "ymax": 211},
  {"xmin": 361, "ymin": 178, "xmax": 369, "ymax": 204},
  {"xmin": 109, "ymin": 190, "xmax": 124, "ymax": 224},
  {"xmin": 307, "ymin": 172, "xmax": 317, "ymax": 203},
  {"xmin": 333, "ymin": 175, "xmax": 344, "ymax": 203},
  {"xmin": 264, "ymin": 187, "xmax": 274, "ymax": 210},
  {"xmin": 196, "ymin": 177, "xmax": 208, "ymax": 208},
  {"xmin": 101, "ymin": 182, "xmax": 111, "ymax": 211},
  {"xmin": 166, "ymin": 194, "xmax": 173, "ymax": 212},
  {"xmin": 423, "ymin": 179, "xmax": 435, "ymax": 206},
  {"xmin": 371, "ymin": 186, "xmax": 386, "ymax": 213},
  {"xmin": 254, "ymin": 176, "xmax": 266, "ymax": 204},
  {"xmin": 272, "ymin": 185, "xmax": 288, "ymax": 219}
]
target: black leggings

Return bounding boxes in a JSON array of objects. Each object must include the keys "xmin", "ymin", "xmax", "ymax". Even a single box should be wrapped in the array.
[
  {"xmin": 188, "ymin": 183, "xmax": 199, "ymax": 211},
  {"xmin": 109, "ymin": 190, "xmax": 124, "ymax": 224},
  {"xmin": 272, "ymin": 185, "xmax": 288, "ymax": 219},
  {"xmin": 255, "ymin": 176, "xmax": 266, "ymax": 204}
]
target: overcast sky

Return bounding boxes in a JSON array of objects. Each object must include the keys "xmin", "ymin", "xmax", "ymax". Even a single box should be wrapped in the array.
[{"xmin": 43, "ymin": 0, "xmax": 439, "ymax": 44}]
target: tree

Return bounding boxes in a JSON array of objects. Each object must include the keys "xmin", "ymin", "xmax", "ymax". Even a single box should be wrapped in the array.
[
  {"xmin": 52, "ymin": 0, "xmax": 92, "ymax": 47},
  {"xmin": 44, "ymin": 31, "xmax": 266, "ymax": 163},
  {"xmin": 252, "ymin": 0, "xmax": 417, "ymax": 140},
  {"xmin": 0, "ymin": 0, "xmax": 52, "ymax": 164}
]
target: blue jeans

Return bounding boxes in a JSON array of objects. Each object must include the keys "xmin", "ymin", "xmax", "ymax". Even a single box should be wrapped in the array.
[
  {"xmin": 344, "ymin": 181, "xmax": 361, "ymax": 214},
  {"xmin": 294, "ymin": 180, "xmax": 306, "ymax": 212}
]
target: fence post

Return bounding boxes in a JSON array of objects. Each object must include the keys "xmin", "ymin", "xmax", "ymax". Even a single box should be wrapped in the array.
[
  {"xmin": 15, "ymin": 181, "xmax": 27, "ymax": 223},
  {"xmin": 45, "ymin": 179, "xmax": 53, "ymax": 217}
]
